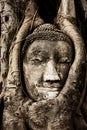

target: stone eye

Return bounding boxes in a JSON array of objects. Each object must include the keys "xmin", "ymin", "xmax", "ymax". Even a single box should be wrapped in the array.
[
  {"xmin": 58, "ymin": 58, "xmax": 71, "ymax": 65},
  {"xmin": 30, "ymin": 58, "xmax": 43, "ymax": 65}
]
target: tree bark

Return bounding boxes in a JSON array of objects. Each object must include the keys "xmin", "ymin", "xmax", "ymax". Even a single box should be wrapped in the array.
[{"xmin": 0, "ymin": 0, "xmax": 87, "ymax": 130}]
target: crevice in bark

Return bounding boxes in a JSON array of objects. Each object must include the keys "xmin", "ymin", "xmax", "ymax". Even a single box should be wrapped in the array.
[{"xmin": 0, "ymin": 0, "xmax": 87, "ymax": 130}]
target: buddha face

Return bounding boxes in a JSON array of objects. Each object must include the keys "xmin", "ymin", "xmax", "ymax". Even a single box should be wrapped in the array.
[{"xmin": 23, "ymin": 40, "xmax": 74, "ymax": 101}]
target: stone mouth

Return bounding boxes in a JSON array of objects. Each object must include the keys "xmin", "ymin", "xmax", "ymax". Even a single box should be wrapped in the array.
[
  {"xmin": 37, "ymin": 87, "xmax": 58, "ymax": 92},
  {"xmin": 36, "ymin": 87, "xmax": 61, "ymax": 100}
]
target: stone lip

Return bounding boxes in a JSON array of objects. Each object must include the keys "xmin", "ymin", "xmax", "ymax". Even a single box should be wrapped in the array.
[
  {"xmin": 37, "ymin": 87, "xmax": 58, "ymax": 92},
  {"xmin": 36, "ymin": 87, "xmax": 60, "ymax": 100}
]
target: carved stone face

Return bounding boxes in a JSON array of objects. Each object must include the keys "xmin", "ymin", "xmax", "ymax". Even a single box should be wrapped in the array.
[{"xmin": 23, "ymin": 40, "xmax": 74, "ymax": 101}]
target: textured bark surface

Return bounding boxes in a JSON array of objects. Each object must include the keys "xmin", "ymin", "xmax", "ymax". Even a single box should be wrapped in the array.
[{"xmin": 0, "ymin": 0, "xmax": 87, "ymax": 130}]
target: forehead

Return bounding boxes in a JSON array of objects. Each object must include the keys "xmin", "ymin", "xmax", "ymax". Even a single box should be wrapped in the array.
[{"xmin": 26, "ymin": 40, "xmax": 73, "ymax": 54}]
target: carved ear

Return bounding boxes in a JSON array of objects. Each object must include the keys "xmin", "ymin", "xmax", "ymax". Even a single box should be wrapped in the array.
[{"xmin": 56, "ymin": 0, "xmax": 86, "ymax": 111}]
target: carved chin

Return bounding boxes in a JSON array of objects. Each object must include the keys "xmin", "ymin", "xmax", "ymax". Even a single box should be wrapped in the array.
[{"xmin": 36, "ymin": 87, "xmax": 59, "ymax": 100}]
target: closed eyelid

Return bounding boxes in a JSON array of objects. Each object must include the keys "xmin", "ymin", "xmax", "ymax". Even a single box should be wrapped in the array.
[
  {"xmin": 54, "ymin": 51, "xmax": 70, "ymax": 61},
  {"xmin": 60, "ymin": 57, "xmax": 70, "ymax": 61},
  {"xmin": 26, "ymin": 54, "xmax": 49, "ymax": 65},
  {"xmin": 59, "ymin": 57, "xmax": 71, "ymax": 62},
  {"xmin": 27, "ymin": 50, "xmax": 49, "ymax": 60}
]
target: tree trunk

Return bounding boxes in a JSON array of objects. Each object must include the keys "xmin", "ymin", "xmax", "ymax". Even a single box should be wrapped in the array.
[{"xmin": 0, "ymin": 0, "xmax": 87, "ymax": 130}]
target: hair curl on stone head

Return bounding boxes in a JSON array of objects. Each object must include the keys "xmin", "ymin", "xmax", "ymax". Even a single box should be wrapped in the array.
[{"xmin": 21, "ymin": 24, "xmax": 73, "ymax": 57}]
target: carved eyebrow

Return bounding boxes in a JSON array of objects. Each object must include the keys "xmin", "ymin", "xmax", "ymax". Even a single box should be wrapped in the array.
[
  {"xmin": 27, "ymin": 47, "xmax": 49, "ymax": 59},
  {"xmin": 54, "ymin": 49, "xmax": 73, "ymax": 63}
]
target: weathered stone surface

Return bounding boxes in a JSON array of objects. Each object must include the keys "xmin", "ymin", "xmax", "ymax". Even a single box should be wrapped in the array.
[{"xmin": 0, "ymin": 0, "xmax": 87, "ymax": 130}]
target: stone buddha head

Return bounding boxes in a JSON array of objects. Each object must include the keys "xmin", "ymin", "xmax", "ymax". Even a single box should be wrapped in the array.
[{"xmin": 22, "ymin": 24, "xmax": 74, "ymax": 101}]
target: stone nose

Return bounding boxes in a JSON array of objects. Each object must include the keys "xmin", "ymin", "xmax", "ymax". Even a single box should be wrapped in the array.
[{"xmin": 43, "ymin": 60, "xmax": 60, "ymax": 82}]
